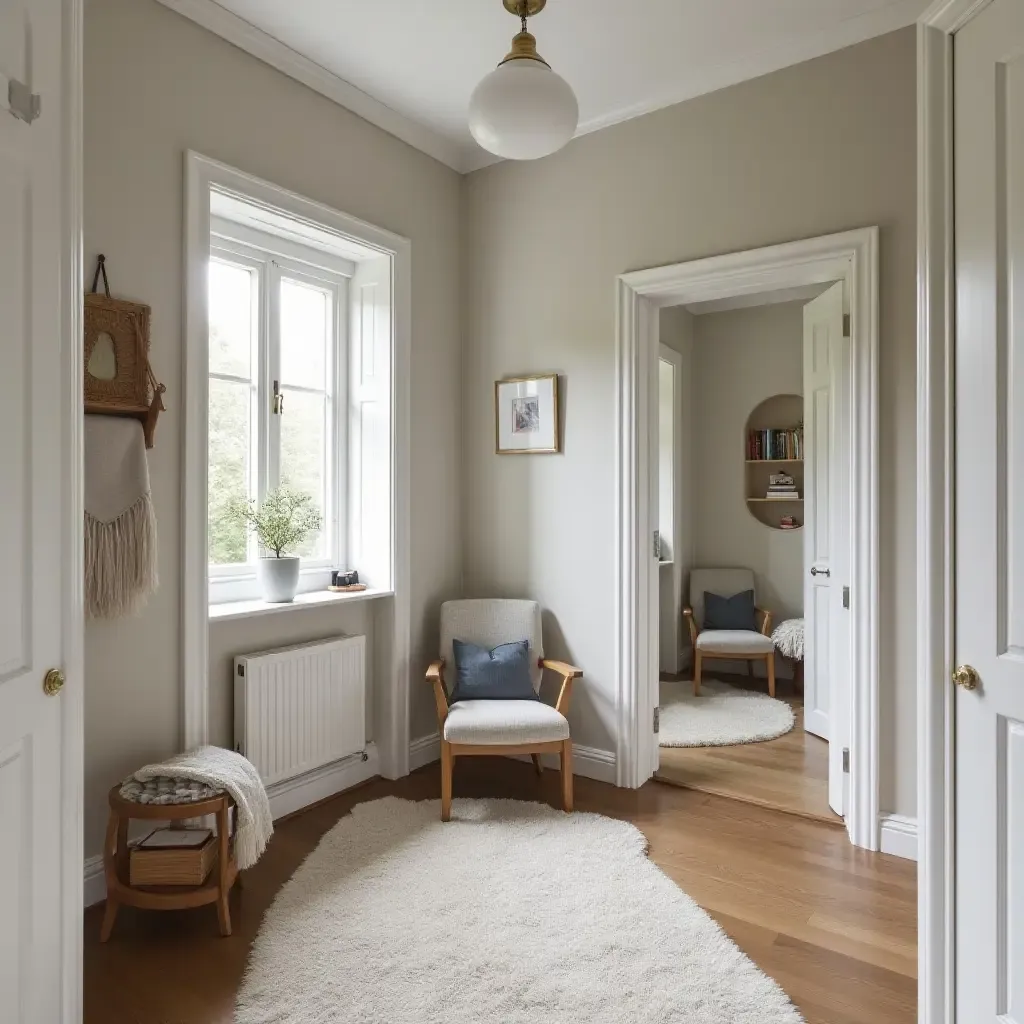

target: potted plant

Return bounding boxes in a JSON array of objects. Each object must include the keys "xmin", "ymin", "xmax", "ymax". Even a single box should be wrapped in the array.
[{"xmin": 229, "ymin": 488, "xmax": 323, "ymax": 603}]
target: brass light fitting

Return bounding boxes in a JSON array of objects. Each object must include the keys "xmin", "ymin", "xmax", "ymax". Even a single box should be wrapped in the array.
[{"xmin": 499, "ymin": 0, "xmax": 551, "ymax": 67}]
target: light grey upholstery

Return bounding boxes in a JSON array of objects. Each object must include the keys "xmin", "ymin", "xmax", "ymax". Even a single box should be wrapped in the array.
[
  {"xmin": 696, "ymin": 630, "xmax": 773, "ymax": 654},
  {"xmin": 439, "ymin": 599, "xmax": 544, "ymax": 696},
  {"xmin": 444, "ymin": 700, "xmax": 570, "ymax": 745},
  {"xmin": 438, "ymin": 599, "xmax": 569, "ymax": 748},
  {"xmin": 689, "ymin": 568, "xmax": 757, "ymax": 629}
]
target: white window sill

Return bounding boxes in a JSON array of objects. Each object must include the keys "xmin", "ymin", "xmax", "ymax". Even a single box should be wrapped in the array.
[{"xmin": 209, "ymin": 587, "xmax": 393, "ymax": 623}]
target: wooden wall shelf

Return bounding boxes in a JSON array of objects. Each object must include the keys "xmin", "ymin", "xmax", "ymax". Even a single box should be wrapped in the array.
[{"xmin": 745, "ymin": 394, "xmax": 804, "ymax": 531}]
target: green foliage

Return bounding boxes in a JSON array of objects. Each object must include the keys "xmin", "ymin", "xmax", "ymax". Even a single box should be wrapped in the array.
[{"xmin": 229, "ymin": 487, "xmax": 323, "ymax": 558}]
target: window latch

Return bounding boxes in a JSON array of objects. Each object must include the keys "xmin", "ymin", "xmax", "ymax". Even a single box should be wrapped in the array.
[{"xmin": 272, "ymin": 380, "xmax": 284, "ymax": 415}]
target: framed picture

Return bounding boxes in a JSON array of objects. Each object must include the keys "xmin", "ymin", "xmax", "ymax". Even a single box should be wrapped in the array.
[{"xmin": 494, "ymin": 374, "xmax": 560, "ymax": 455}]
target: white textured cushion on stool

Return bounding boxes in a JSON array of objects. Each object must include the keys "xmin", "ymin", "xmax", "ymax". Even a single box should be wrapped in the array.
[
  {"xmin": 696, "ymin": 630, "xmax": 774, "ymax": 655},
  {"xmin": 444, "ymin": 700, "xmax": 570, "ymax": 745}
]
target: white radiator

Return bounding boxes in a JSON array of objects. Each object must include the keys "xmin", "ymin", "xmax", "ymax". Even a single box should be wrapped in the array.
[{"xmin": 234, "ymin": 635, "xmax": 366, "ymax": 787}]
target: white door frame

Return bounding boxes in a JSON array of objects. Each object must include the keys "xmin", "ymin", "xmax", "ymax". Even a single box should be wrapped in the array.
[
  {"xmin": 614, "ymin": 227, "xmax": 881, "ymax": 851},
  {"xmin": 61, "ymin": 0, "xmax": 85, "ymax": 1018},
  {"xmin": 181, "ymin": 153, "xmax": 412, "ymax": 779},
  {"xmin": 916, "ymin": 1, "xmax": 993, "ymax": 1019}
]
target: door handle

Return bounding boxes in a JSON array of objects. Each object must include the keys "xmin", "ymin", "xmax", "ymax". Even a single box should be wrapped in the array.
[
  {"xmin": 952, "ymin": 665, "xmax": 980, "ymax": 691},
  {"xmin": 42, "ymin": 668, "xmax": 65, "ymax": 696},
  {"xmin": 810, "ymin": 566, "xmax": 831, "ymax": 578}
]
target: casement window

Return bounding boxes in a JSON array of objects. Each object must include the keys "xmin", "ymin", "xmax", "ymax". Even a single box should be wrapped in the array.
[{"xmin": 207, "ymin": 226, "xmax": 348, "ymax": 603}]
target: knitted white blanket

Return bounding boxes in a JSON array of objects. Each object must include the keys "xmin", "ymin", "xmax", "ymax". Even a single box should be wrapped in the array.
[{"xmin": 124, "ymin": 746, "xmax": 273, "ymax": 869}]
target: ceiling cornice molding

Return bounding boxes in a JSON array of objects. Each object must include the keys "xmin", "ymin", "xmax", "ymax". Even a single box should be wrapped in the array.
[
  {"xmin": 459, "ymin": 0, "xmax": 926, "ymax": 173},
  {"xmin": 153, "ymin": 0, "xmax": 473, "ymax": 173},
  {"xmin": 156, "ymin": 0, "xmax": 924, "ymax": 178}
]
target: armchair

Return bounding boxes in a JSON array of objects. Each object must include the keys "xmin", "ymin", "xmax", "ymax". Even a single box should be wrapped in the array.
[
  {"xmin": 426, "ymin": 599, "xmax": 582, "ymax": 821},
  {"xmin": 683, "ymin": 568, "xmax": 776, "ymax": 698}
]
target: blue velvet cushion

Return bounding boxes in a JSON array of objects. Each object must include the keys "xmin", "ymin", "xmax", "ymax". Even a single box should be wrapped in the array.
[
  {"xmin": 703, "ymin": 589, "xmax": 757, "ymax": 631},
  {"xmin": 450, "ymin": 639, "xmax": 537, "ymax": 702}
]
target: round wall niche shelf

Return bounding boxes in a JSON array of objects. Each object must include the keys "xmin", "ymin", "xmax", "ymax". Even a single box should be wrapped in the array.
[{"xmin": 745, "ymin": 394, "xmax": 804, "ymax": 531}]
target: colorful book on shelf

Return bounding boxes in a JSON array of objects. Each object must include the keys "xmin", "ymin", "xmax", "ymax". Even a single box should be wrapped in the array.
[{"xmin": 747, "ymin": 425, "xmax": 804, "ymax": 461}]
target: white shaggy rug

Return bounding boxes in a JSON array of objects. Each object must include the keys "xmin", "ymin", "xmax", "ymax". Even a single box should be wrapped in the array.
[
  {"xmin": 659, "ymin": 678, "xmax": 795, "ymax": 747},
  {"xmin": 236, "ymin": 796, "xmax": 802, "ymax": 1024}
]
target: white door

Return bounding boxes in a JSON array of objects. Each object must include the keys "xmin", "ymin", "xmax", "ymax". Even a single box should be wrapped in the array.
[
  {"xmin": 803, "ymin": 281, "xmax": 848, "ymax": 816},
  {"xmin": 954, "ymin": 0, "xmax": 1024, "ymax": 1017},
  {"xmin": 0, "ymin": 2, "xmax": 78, "ymax": 1022}
]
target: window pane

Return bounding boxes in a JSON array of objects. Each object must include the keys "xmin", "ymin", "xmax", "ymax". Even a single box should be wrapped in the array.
[
  {"xmin": 209, "ymin": 377, "xmax": 252, "ymax": 565},
  {"xmin": 209, "ymin": 260, "xmax": 253, "ymax": 378},
  {"xmin": 279, "ymin": 388, "xmax": 327, "ymax": 559},
  {"xmin": 280, "ymin": 278, "xmax": 328, "ymax": 390}
]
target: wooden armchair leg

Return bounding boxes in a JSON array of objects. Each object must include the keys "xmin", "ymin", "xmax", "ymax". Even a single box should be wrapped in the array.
[
  {"xmin": 746, "ymin": 659, "xmax": 754, "ymax": 678},
  {"xmin": 560, "ymin": 740, "xmax": 573, "ymax": 813},
  {"xmin": 440, "ymin": 740, "xmax": 453, "ymax": 822},
  {"xmin": 693, "ymin": 651, "xmax": 703, "ymax": 696},
  {"xmin": 531, "ymin": 753, "xmax": 543, "ymax": 777},
  {"xmin": 767, "ymin": 654, "xmax": 776, "ymax": 698}
]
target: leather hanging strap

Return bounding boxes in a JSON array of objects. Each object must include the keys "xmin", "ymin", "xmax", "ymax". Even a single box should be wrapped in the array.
[{"xmin": 90, "ymin": 253, "xmax": 111, "ymax": 297}]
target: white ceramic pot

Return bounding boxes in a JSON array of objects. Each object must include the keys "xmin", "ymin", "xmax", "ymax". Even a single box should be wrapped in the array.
[{"xmin": 257, "ymin": 555, "xmax": 300, "ymax": 603}]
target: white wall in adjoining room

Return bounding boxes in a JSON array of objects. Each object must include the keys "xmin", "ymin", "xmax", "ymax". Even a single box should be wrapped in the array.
[{"xmin": 689, "ymin": 300, "xmax": 805, "ymax": 678}]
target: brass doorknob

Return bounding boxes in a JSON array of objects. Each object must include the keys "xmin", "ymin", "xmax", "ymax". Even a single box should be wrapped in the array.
[
  {"xmin": 42, "ymin": 668, "xmax": 65, "ymax": 697},
  {"xmin": 952, "ymin": 664, "xmax": 980, "ymax": 691}
]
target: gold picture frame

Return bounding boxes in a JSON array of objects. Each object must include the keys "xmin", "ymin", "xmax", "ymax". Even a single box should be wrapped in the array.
[{"xmin": 494, "ymin": 374, "xmax": 560, "ymax": 455}]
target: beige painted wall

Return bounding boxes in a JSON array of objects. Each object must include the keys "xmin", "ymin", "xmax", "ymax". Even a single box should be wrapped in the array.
[
  {"xmin": 690, "ymin": 302, "xmax": 805, "ymax": 677},
  {"xmin": 463, "ymin": 29, "xmax": 917, "ymax": 816},
  {"xmin": 83, "ymin": 0, "xmax": 462, "ymax": 859}
]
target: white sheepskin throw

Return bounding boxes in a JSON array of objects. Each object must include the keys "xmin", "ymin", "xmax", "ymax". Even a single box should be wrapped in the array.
[
  {"xmin": 236, "ymin": 796, "xmax": 803, "ymax": 1024},
  {"xmin": 121, "ymin": 746, "xmax": 272, "ymax": 869},
  {"xmin": 659, "ymin": 678, "xmax": 795, "ymax": 747},
  {"xmin": 772, "ymin": 617, "xmax": 806, "ymax": 660}
]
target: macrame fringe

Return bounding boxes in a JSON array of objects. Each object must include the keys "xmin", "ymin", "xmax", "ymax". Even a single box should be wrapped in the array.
[{"xmin": 85, "ymin": 493, "xmax": 158, "ymax": 619}]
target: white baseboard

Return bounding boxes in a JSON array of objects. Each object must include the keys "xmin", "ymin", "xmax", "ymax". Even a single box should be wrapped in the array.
[
  {"xmin": 84, "ymin": 854, "xmax": 106, "ymax": 908},
  {"xmin": 879, "ymin": 813, "xmax": 918, "ymax": 861},
  {"xmin": 83, "ymin": 745, "xmax": 381, "ymax": 907},
  {"xmin": 409, "ymin": 733, "xmax": 441, "ymax": 771},
  {"xmin": 267, "ymin": 743, "xmax": 379, "ymax": 820},
  {"xmin": 516, "ymin": 744, "xmax": 617, "ymax": 785},
  {"xmin": 409, "ymin": 733, "xmax": 616, "ymax": 786}
]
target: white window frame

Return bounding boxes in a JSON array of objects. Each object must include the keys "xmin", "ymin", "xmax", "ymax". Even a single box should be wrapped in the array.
[
  {"xmin": 207, "ymin": 227, "xmax": 349, "ymax": 604},
  {"xmin": 184, "ymin": 152, "xmax": 412, "ymax": 784}
]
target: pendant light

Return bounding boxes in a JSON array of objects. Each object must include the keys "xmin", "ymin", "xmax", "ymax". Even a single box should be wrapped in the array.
[{"xmin": 468, "ymin": 0, "xmax": 579, "ymax": 161}]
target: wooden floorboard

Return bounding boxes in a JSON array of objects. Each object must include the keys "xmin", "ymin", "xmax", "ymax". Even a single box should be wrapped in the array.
[
  {"xmin": 656, "ymin": 671, "xmax": 843, "ymax": 825},
  {"xmin": 83, "ymin": 758, "xmax": 916, "ymax": 1024}
]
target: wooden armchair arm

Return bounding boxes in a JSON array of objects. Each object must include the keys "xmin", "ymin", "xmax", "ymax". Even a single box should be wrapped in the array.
[
  {"xmin": 540, "ymin": 658, "xmax": 582, "ymax": 717},
  {"xmin": 757, "ymin": 608, "xmax": 773, "ymax": 636},
  {"xmin": 426, "ymin": 660, "xmax": 449, "ymax": 726},
  {"xmin": 682, "ymin": 607, "xmax": 698, "ymax": 643}
]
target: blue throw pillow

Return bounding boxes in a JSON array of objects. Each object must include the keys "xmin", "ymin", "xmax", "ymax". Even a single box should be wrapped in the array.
[
  {"xmin": 703, "ymin": 589, "xmax": 757, "ymax": 631},
  {"xmin": 450, "ymin": 639, "xmax": 537, "ymax": 702}
]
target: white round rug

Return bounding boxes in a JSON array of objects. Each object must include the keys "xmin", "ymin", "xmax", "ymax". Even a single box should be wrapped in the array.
[
  {"xmin": 236, "ymin": 796, "xmax": 801, "ymax": 1024},
  {"xmin": 659, "ymin": 678, "xmax": 795, "ymax": 747}
]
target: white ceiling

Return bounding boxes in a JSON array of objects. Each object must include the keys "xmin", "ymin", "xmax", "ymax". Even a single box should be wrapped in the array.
[{"xmin": 163, "ymin": 0, "xmax": 927, "ymax": 173}]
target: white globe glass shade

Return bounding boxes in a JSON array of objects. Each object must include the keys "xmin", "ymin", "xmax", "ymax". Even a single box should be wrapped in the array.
[{"xmin": 468, "ymin": 58, "xmax": 579, "ymax": 160}]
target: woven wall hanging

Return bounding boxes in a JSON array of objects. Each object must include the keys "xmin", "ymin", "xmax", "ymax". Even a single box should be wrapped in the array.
[{"xmin": 84, "ymin": 254, "xmax": 166, "ymax": 448}]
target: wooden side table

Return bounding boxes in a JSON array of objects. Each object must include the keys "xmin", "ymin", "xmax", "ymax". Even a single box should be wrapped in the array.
[{"xmin": 101, "ymin": 784, "xmax": 240, "ymax": 942}]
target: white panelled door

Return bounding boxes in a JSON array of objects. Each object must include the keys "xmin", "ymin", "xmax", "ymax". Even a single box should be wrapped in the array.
[
  {"xmin": 0, "ymin": 1, "xmax": 75, "ymax": 1022},
  {"xmin": 803, "ymin": 281, "xmax": 848, "ymax": 818},
  {"xmin": 954, "ymin": 1, "xmax": 1024, "ymax": 1018}
]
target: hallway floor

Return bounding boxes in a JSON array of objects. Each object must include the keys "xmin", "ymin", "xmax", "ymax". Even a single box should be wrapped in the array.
[
  {"xmin": 83, "ymin": 758, "xmax": 914, "ymax": 1024},
  {"xmin": 657, "ymin": 670, "xmax": 840, "ymax": 825}
]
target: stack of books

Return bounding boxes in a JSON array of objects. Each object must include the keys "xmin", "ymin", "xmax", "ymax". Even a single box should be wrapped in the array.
[
  {"xmin": 747, "ymin": 425, "xmax": 804, "ymax": 461},
  {"xmin": 779, "ymin": 514, "xmax": 800, "ymax": 530},
  {"xmin": 765, "ymin": 473, "xmax": 799, "ymax": 500}
]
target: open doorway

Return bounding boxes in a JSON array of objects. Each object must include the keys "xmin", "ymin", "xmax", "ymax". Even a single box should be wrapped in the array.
[
  {"xmin": 654, "ymin": 285, "xmax": 847, "ymax": 826},
  {"xmin": 614, "ymin": 228, "xmax": 879, "ymax": 850}
]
